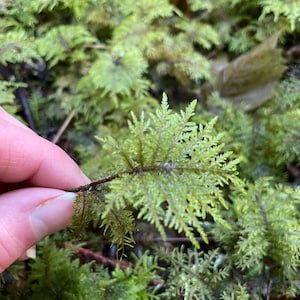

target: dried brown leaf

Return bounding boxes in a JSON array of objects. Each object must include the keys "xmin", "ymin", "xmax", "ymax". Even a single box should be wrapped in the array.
[{"xmin": 215, "ymin": 31, "xmax": 287, "ymax": 110}]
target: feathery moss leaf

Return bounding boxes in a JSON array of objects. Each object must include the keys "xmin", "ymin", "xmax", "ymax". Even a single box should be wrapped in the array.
[{"xmin": 86, "ymin": 95, "xmax": 242, "ymax": 248}]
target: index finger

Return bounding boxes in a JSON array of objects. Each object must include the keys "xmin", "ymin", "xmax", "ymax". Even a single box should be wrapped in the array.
[{"xmin": 0, "ymin": 109, "xmax": 90, "ymax": 190}]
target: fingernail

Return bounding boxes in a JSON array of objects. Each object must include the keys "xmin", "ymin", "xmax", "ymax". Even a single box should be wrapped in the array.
[
  {"xmin": 30, "ymin": 192, "xmax": 77, "ymax": 240},
  {"xmin": 18, "ymin": 245, "xmax": 36, "ymax": 261},
  {"xmin": 25, "ymin": 245, "xmax": 36, "ymax": 259}
]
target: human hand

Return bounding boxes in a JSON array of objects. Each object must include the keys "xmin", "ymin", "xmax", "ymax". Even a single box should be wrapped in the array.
[{"xmin": 0, "ymin": 108, "xmax": 90, "ymax": 272}]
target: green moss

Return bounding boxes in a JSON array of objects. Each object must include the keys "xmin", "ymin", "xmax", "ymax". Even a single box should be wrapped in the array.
[{"xmin": 1, "ymin": 0, "xmax": 300, "ymax": 299}]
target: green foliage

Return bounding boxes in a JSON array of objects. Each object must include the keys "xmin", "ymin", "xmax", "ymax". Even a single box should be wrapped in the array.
[
  {"xmin": 97, "ymin": 252, "xmax": 160, "ymax": 300},
  {"xmin": 260, "ymin": 0, "xmax": 300, "ymax": 30},
  {"xmin": 1, "ymin": 0, "xmax": 300, "ymax": 299},
  {"xmin": 3, "ymin": 238, "xmax": 99, "ymax": 300},
  {"xmin": 220, "ymin": 285, "xmax": 250, "ymax": 300},
  {"xmin": 77, "ymin": 46, "xmax": 149, "ymax": 100},
  {"xmin": 78, "ymin": 96, "xmax": 241, "ymax": 249},
  {"xmin": 212, "ymin": 178, "xmax": 300, "ymax": 298},
  {"xmin": 0, "ymin": 27, "xmax": 39, "ymax": 65},
  {"xmin": 157, "ymin": 177, "xmax": 300, "ymax": 299},
  {"xmin": 160, "ymin": 246, "xmax": 252, "ymax": 299},
  {"xmin": 101, "ymin": 206, "xmax": 136, "ymax": 251},
  {"xmin": 206, "ymin": 93, "xmax": 254, "ymax": 165},
  {"xmin": 225, "ymin": 0, "xmax": 300, "ymax": 31},
  {"xmin": 2, "ymin": 239, "xmax": 159, "ymax": 299},
  {"xmin": 259, "ymin": 78, "xmax": 300, "ymax": 167},
  {"xmin": 0, "ymin": 0, "xmax": 221, "ymax": 135},
  {"xmin": 0, "ymin": 81, "xmax": 24, "ymax": 116},
  {"xmin": 35, "ymin": 25, "xmax": 96, "ymax": 68},
  {"xmin": 212, "ymin": 0, "xmax": 289, "ymax": 54},
  {"xmin": 161, "ymin": 247, "xmax": 232, "ymax": 299},
  {"xmin": 203, "ymin": 76, "xmax": 300, "ymax": 180},
  {"xmin": 263, "ymin": 109, "xmax": 300, "ymax": 165}
]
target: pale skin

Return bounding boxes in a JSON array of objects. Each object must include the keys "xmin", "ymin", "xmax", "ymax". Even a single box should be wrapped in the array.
[{"xmin": 0, "ymin": 108, "xmax": 90, "ymax": 272}]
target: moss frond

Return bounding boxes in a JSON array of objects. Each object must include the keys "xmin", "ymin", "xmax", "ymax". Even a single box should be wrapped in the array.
[
  {"xmin": 212, "ymin": 178, "xmax": 300, "ymax": 297},
  {"xmin": 82, "ymin": 96, "xmax": 241, "ymax": 248}
]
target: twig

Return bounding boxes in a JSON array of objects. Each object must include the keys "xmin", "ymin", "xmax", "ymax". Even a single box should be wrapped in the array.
[
  {"xmin": 69, "ymin": 162, "xmax": 232, "ymax": 193},
  {"xmin": 15, "ymin": 87, "xmax": 35, "ymax": 130},
  {"xmin": 140, "ymin": 236, "xmax": 214, "ymax": 243},
  {"xmin": 83, "ymin": 43, "xmax": 106, "ymax": 49},
  {"xmin": 0, "ymin": 64, "xmax": 35, "ymax": 130},
  {"xmin": 75, "ymin": 247, "xmax": 131, "ymax": 270},
  {"xmin": 69, "ymin": 165, "xmax": 164, "ymax": 192},
  {"xmin": 255, "ymin": 193, "xmax": 269, "ymax": 230},
  {"xmin": 266, "ymin": 279, "xmax": 272, "ymax": 300},
  {"xmin": 52, "ymin": 109, "xmax": 75, "ymax": 144}
]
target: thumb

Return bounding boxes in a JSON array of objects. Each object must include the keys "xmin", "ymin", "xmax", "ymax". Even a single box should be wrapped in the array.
[{"xmin": 0, "ymin": 188, "xmax": 77, "ymax": 272}]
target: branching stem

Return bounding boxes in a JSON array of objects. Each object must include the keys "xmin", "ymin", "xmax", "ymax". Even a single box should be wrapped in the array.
[
  {"xmin": 69, "ymin": 162, "xmax": 235, "ymax": 193},
  {"xmin": 69, "ymin": 165, "xmax": 163, "ymax": 193},
  {"xmin": 254, "ymin": 193, "xmax": 269, "ymax": 230}
]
